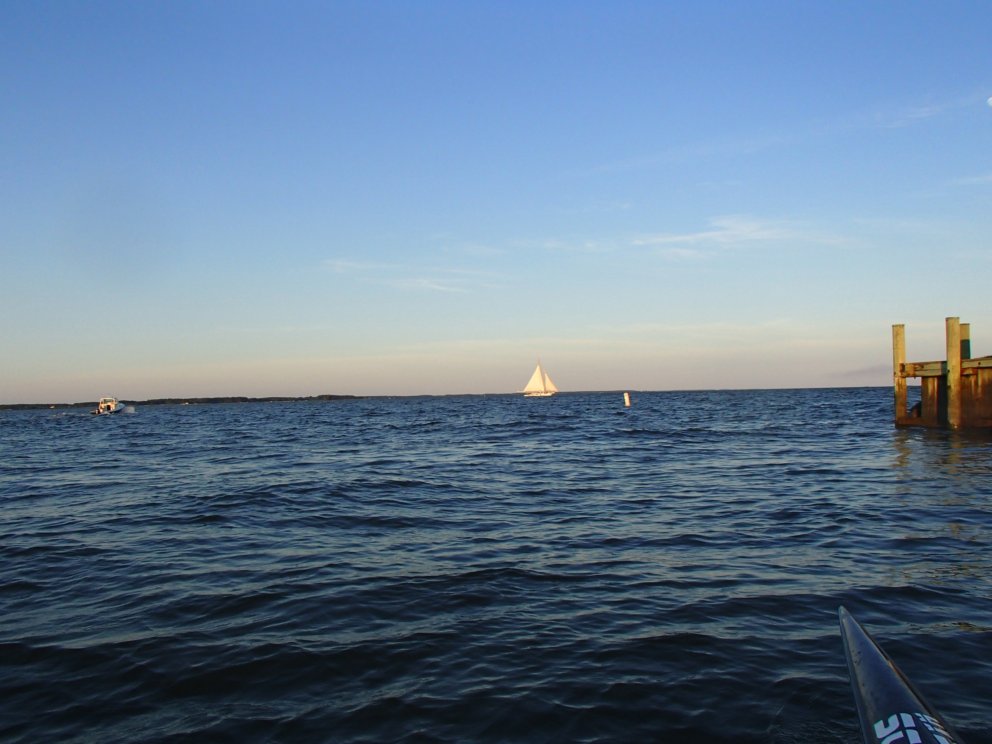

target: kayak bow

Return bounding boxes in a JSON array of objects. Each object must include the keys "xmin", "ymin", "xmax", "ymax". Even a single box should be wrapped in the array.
[{"xmin": 839, "ymin": 606, "xmax": 962, "ymax": 744}]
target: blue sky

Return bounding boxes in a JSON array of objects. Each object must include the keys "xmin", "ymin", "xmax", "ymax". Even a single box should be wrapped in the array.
[{"xmin": 2, "ymin": 1, "xmax": 990, "ymax": 402}]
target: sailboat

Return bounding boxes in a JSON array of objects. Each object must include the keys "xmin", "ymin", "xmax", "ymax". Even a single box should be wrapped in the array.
[{"xmin": 522, "ymin": 361, "xmax": 558, "ymax": 397}]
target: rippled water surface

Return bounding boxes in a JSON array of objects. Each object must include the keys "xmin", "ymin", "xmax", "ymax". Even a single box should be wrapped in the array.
[{"xmin": 2, "ymin": 388, "xmax": 991, "ymax": 742}]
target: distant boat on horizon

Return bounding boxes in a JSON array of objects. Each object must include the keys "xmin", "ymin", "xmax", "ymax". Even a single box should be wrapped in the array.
[
  {"xmin": 92, "ymin": 397, "xmax": 124, "ymax": 415},
  {"xmin": 522, "ymin": 361, "xmax": 558, "ymax": 397}
]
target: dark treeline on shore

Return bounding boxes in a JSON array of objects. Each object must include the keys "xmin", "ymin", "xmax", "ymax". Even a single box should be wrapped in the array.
[{"xmin": 1, "ymin": 395, "xmax": 361, "ymax": 411}]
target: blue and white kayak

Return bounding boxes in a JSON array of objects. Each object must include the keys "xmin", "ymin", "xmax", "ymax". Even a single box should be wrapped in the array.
[{"xmin": 839, "ymin": 606, "xmax": 962, "ymax": 744}]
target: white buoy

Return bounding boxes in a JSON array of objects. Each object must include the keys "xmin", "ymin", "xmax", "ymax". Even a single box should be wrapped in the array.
[{"xmin": 623, "ymin": 391, "xmax": 631, "ymax": 407}]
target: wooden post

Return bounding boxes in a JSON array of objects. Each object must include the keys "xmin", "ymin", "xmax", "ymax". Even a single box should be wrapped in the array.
[
  {"xmin": 892, "ymin": 324, "xmax": 906, "ymax": 422},
  {"xmin": 946, "ymin": 317, "xmax": 962, "ymax": 429},
  {"xmin": 961, "ymin": 322, "xmax": 971, "ymax": 360}
]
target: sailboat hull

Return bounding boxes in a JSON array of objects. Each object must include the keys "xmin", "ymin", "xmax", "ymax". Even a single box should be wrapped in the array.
[{"xmin": 524, "ymin": 391, "xmax": 555, "ymax": 397}]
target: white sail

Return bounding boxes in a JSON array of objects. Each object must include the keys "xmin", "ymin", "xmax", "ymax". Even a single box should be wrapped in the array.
[
  {"xmin": 523, "ymin": 361, "xmax": 558, "ymax": 396},
  {"xmin": 523, "ymin": 365, "xmax": 545, "ymax": 392}
]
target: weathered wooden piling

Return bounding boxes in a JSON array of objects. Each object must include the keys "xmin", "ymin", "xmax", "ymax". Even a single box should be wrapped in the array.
[
  {"xmin": 945, "ymin": 317, "xmax": 962, "ymax": 428},
  {"xmin": 893, "ymin": 317, "xmax": 992, "ymax": 429},
  {"xmin": 892, "ymin": 324, "xmax": 906, "ymax": 420}
]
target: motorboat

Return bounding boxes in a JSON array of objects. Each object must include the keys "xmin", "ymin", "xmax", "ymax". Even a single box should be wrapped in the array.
[{"xmin": 92, "ymin": 397, "xmax": 125, "ymax": 415}]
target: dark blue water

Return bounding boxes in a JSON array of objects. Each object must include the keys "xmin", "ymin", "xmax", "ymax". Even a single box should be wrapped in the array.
[{"xmin": 2, "ymin": 388, "xmax": 990, "ymax": 743}]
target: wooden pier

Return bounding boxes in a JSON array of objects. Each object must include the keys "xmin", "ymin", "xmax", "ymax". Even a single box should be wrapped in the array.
[{"xmin": 893, "ymin": 317, "xmax": 992, "ymax": 429}]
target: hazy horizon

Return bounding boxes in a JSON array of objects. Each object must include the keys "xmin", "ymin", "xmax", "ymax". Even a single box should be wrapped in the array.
[{"xmin": 7, "ymin": 382, "xmax": 917, "ymax": 408}]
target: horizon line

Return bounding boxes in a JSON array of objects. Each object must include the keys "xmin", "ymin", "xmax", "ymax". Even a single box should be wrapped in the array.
[{"xmin": 1, "ymin": 384, "xmax": 894, "ymax": 409}]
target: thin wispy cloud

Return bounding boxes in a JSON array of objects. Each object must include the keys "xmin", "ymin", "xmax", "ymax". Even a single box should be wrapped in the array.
[
  {"xmin": 949, "ymin": 172, "xmax": 992, "ymax": 186},
  {"xmin": 588, "ymin": 318, "xmax": 798, "ymax": 338},
  {"xmin": 539, "ymin": 238, "xmax": 620, "ymax": 255},
  {"xmin": 323, "ymin": 259, "xmax": 401, "ymax": 274},
  {"xmin": 656, "ymin": 247, "xmax": 706, "ymax": 261},
  {"xmin": 873, "ymin": 104, "xmax": 947, "ymax": 129},
  {"xmin": 520, "ymin": 216, "xmax": 846, "ymax": 262},
  {"xmin": 437, "ymin": 267, "xmax": 503, "ymax": 279},
  {"xmin": 215, "ymin": 322, "xmax": 338, "ymax": 335},
  {"xmin": 583, "ymin": 91, "xmax": 986, "ymax": 179},
  {"xmin": 633, "ymin": 216, "xmax": 802, "ymax": 249},
  {"xmin": 549, "ymin": 199, "xmax": 635, "ymax": 215},
  {"xmin": 324, "ymin": 256, "xmax": 501, "ymax": 294},
  {"xmin": 583, "ymin": 132, "xmax": 796, "ymax": 175},
  {"xmin": 448, "ymin": 242, "xmax": 507, "ymax": 258},
  {"xmin": 869, "ymin": 91, "xmax": 986, "ymax": 129},
  {"xmin": 386, "ymin": 277, "xmax": 470, "ymax": 294}
]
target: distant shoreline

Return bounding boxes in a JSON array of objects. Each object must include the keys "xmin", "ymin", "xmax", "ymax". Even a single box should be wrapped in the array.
[
  {"xmin": 0, "ymin": 386, "xmax": 892, "ymax": 410},
  {"xmin": 0, "ymin": 394, "xmax": 362, "ymax": 411}
]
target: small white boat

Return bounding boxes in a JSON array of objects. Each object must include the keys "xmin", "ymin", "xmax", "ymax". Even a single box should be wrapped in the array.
[
  {"xmin": 92, "ymin": 397, "xmax": 125, "ymax": 415},
  {"xmin": 522, "ymin": 361, "xmax": 558, "ymax": 397}
]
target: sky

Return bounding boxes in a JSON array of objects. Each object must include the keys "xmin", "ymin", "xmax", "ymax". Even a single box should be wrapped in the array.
[{"xmin": 2, "ymin": 1, "xmax": 990, "ymax": 402}]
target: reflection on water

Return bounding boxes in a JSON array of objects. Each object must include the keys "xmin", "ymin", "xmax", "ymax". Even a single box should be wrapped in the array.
[
  {"xmin": 885, "ymin": 426, "xmax": 991, "ymax": 601},
  {"xmin": 892, "ymin": 426, "xmax": 992, "ymax": 479}
]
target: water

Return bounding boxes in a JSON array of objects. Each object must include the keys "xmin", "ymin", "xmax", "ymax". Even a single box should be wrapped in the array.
[{"xmin": 2, "ymin": 388, "xmax": 990, "ymax": 743}]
